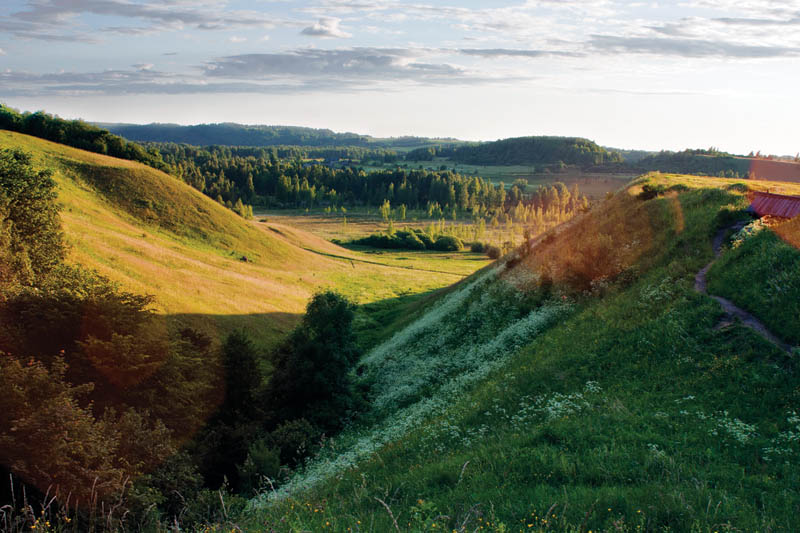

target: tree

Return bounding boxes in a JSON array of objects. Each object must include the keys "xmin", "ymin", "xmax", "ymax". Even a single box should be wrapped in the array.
[
  {"xmin": 220, "ymin": 330, "xmax": 262, "ymax": 421},
  {"xmin": 0, "ymin": 149, "xmax": 66, "ymax": 285},
  {"xmin": 264, "ymin": 291, "xmax": 360, "ymax": 432}
]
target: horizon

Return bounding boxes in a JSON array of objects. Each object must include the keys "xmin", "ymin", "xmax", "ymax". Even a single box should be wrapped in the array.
[{"xmin": 2, "ymin": 0, "xmax": 799, "ymax": 156}]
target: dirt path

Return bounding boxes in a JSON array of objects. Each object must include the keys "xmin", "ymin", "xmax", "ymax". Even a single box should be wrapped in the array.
[{"xmin": 695, "ymin": 223, "xmax": 794, "ymax": 354}]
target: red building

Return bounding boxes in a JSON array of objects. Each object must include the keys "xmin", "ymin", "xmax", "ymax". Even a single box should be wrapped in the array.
[{"xmin": 749, "ymin": 191, "xmax": 800, "ymax": 219}]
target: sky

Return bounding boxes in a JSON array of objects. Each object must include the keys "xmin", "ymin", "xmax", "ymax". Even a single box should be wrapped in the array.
[{"xmin": 1, "ymin": 0, "xmax": 799, "ymax": 155}]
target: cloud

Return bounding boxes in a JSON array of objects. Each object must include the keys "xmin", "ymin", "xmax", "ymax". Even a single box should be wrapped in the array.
[
  {"xmin": 0, "ymin": 47, "xmax": 510, "ymax": 97},
  {"xmin": 301, "ymin": 17, "xmax": 352, "ymax": 38},
  {"xmin": 228, "ymin": 36, "xmax": 247, "ymax": 43},
  {"xmin": 459, "ymin": 48, "xmax": 584, "ymax": 59},
  {"xmin": 4, "ymin": 0, "xmax": 298, "ymax": 41},
  {"xmin": 203, "ymin": 48, "xmax": 460, "ymax": 81},
  {"xmin": 589, "ymin": 35, "xmax": 800, "ymax": 58},
  {"xmin": 0, "ymin": 48, "xmax": 5, "ymax": 56}
]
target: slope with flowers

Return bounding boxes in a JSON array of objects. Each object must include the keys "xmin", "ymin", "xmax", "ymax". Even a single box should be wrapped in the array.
[{"xmin": 241, "ymin": 173, "xmax": 800, "ymax": 532}]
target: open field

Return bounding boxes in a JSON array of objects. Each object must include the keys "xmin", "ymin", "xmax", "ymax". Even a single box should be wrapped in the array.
[
  {"xmin": 257, "ymin": 207, "xmax": 537, "ymax": 251},
  {"xmin": 0, "ymin": 131, "xmax": 487, "ymax": 349}
]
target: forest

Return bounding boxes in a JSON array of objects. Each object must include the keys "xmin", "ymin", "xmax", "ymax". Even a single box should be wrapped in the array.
[
  {"xmin": 103, "ymin": 122, "xmax": 459, "ymax": 150},
  {"xmin": 637, "ymin": 148, "xmax": 751, "ymax": 178},
  {"xmin": 435, "ymin": 136, "xmax": 623, "ymax": 166}
]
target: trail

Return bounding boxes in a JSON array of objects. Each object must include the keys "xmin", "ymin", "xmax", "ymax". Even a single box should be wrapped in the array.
[{"xmin": 695, "ymin": 222, "xmax": 794, "ymax": 354}]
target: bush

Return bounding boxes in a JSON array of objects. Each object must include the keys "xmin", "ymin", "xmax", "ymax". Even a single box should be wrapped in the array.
[
  {"xmin": 433, "ymin": 235, "xmax": 463, "ymax": 251},
  {"xmin": 397, "ymin": 230, "xmax": 426, "ymax": 250},
  {"xmin": 638, "ymin": 184, "xmax": 667, "ymax": 200},
  {"xmin": 486, "ymin": 245, "xmax": 502, "ymax": 259},
  {"xmin": 470, "ymin": 241, "xmax": 486, "ymax": 253}
]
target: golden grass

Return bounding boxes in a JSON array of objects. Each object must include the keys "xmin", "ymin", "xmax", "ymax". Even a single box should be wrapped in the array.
[{"xmin": 0, "ymin": 131, "xmax": 479, "ymax": 348}]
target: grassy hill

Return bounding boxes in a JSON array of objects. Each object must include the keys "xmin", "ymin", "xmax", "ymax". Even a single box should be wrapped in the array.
[
  {"xmin": 0, "ymin": 130, "xmax": 484, "ymax": 349},
  {"xmin": 239, "ymin": 173, "xmax": 800, "ymax": 532}
]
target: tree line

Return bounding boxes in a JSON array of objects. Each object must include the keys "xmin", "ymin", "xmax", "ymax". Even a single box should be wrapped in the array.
[{"xmin": 0, "ymin": 105, "xmax": 170, "ymax": 172}]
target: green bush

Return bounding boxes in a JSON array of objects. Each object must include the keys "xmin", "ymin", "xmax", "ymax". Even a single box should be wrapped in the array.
[
  {"xmin": 432, "ymin": 235, "xmax": 463, "ymax": 251},
  {"xmin": 470, "ymin": 241, "xmax": 486, "ymax": 253}
]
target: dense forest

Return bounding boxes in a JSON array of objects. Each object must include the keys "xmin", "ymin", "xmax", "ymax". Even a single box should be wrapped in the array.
[
  {"xmin": 435, "ymin": 136, "xmax": 624, "ymax": 166},
  {"xmin": 0, "ymin": 147, "xmax": 366, "ymax": 529},
  {"xmin": 637, "ymin": 148, "xmax": 751, "ymax": 178},
  {"xmin": 156, "ymin": 143, "xmax": 522, "ymax": 217}
]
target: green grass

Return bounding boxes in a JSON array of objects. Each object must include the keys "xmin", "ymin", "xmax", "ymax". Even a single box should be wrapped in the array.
[
  {"xmin": 708, "ymin": 228, "xmax": 800, "ymax": 345},
  {"xmin": 233, "ymin": 176, "xmax": 800, "ymax": 532}
]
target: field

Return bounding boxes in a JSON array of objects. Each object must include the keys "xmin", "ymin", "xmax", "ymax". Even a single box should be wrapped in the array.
[
  {"xmin": 237, "ymin": 173, "xmax": 800, "ymax": 532},
  {"xmin": 0, "ymin": 131, "xmax": 491, "ymax": 349},
  {"xmin": 364, "ymin": 157, "xmax": 636, "ymax": 199},
  {"xmin": 257, "ymin": 206, "xmax": 540, "ymax": 252}
]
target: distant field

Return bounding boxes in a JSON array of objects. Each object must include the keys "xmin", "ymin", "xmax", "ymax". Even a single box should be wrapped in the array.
[
  {"xmin": 256, "ymin": 207, "xmax": 538, "ymax": 251},
  {"xmin": 365, "ymin": 157, "xmax": 636, "ymax": 199}
]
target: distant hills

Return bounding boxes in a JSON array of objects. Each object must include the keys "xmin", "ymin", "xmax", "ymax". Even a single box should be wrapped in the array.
[{"xmin": 98, "ymin": 122, "xmax": 462, "ymax": 150}]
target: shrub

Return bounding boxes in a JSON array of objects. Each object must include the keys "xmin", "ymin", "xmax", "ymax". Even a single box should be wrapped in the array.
[
  {"xmin": 638, "ymin": 184, "xmax": 667, "ymax": 200},
  {"xmin": 486, "ymin": 245, "xmax": 502, "ymax": 259},
  {"xmin": 470, "ymin": 241, "xmax": 486, "ymax": 253},
  {"xmin": 433, "ymin": 235, "xmax": 463, "ymax": 251}
]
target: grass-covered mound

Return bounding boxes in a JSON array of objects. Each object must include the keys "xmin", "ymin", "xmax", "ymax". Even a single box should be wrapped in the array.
[
  {"xmin": 239, "ymin": 174, "xmax": 800, "ymax": 532},
  {"xmin": 708, "ymin": 220, "xmax": 800, "ymax": 345}
]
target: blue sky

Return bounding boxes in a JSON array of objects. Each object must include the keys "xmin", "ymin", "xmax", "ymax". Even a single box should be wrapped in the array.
[{"xmin": 1, "ymin": 0, "xmax": 799, "ymax": 154}]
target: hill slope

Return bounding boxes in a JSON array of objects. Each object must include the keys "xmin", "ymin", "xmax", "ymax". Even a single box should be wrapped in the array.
[
  {"xmin": 0, "ymin": 130, "xmax": 471, "ymax": 348},
  {"xmin": 243, "ymin": 174, "xmax": 800, "ymax": 532}
]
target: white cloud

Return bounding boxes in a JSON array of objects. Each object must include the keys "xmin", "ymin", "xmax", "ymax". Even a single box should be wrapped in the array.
[
  {"xmin": 301, "ymin": 17, "xmax": 352, "ymax": 38},
  {"xmin": 229, "ymin": 35, "xmax": 247, "ymax": 42},
  {"xmin": 0, "ymin": 48, "xmax": 5, "ymax": 55}
]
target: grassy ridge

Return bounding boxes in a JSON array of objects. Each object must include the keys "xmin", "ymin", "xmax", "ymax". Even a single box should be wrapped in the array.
[
  {"xmin": 0, "ymin": 130, "xmax": 486, "ymax": 349},
  {"xmin": 241, "ymin": 175, "xmax": 800, "ymax": 532}
]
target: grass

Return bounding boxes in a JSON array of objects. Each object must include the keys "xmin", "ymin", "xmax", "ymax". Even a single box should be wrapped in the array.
[
  {"xmin": 235, "ymin": 174, "xmax": 800, "ymax": 532},
  {"xmin": 708, "ymin": 225, "xmax": 800, "ymax": 346},
  {"xmin": 0, "ymin": 130, "xmax": 487, "ymax": 350}
]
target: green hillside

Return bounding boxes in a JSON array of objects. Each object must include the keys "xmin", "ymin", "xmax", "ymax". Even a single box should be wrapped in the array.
[
  {"xmin": 0, "ymin": 130, "xmax": 479, "ymax": 348},
  {"xmin": 238, "ymin": 174, "xmax": 800, "ymax": 532}
]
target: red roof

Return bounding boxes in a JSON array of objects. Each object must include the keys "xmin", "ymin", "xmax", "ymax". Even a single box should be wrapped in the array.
[{"xmin": 750, "ymin": 191, "xmax": 800, "ymax": 219}]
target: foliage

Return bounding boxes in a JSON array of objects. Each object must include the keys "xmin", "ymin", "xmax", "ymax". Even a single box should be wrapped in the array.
[
  {"xmin": 638, "ymin": 148, "xmax": 750, "ymax": 178},
  {"xmin": 264, "ymin": 291, "xmax": 361, "ymax": 433},
  {"xmin": 0, "ymin": 149, "xmax": 66, "ymax": 285},
  {"xmin": 442, "ymin": 136, "xmax": 622, "ymax": 166},
  {"xmin": 0, "ymin": 104, "xmax": 168, "ymax": 171}
]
